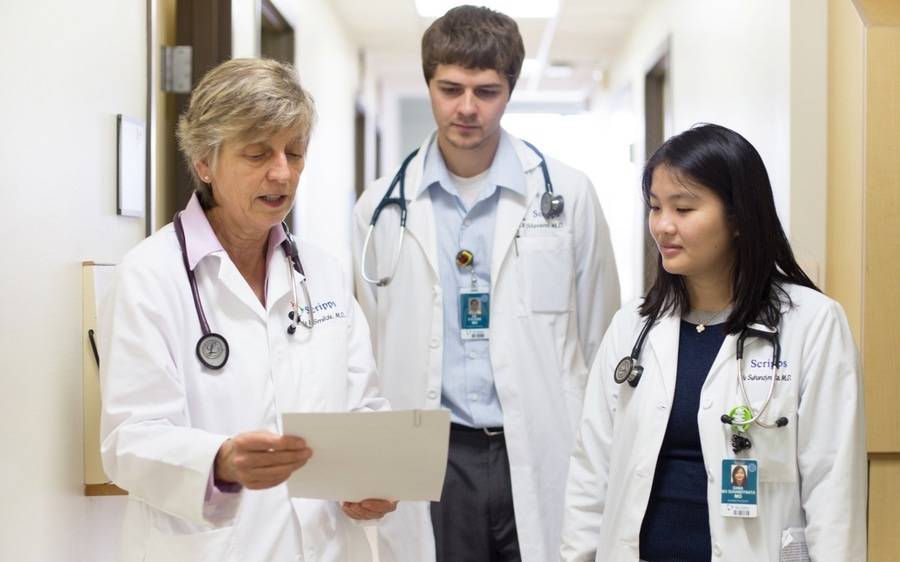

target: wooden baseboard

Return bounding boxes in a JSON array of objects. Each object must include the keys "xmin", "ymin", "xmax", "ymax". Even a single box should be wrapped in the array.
[{"xmin": 84, "ymin": 483, "xmax": 127, "ymax": 496}]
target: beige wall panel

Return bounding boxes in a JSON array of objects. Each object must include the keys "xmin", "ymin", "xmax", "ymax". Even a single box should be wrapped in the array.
[
  {"xmin": 869, "ymin": 458, "xmax": 900, "ymax": 561},
  {"xmin": 826, "ymin": 0, "xmax": 865, "ymax": 344},
  {"xmin": 863, "ymin": 26, "xmax": 900, "ymax": 453},
  {"xmin": 854, "ymin": 0, "xmax": 900, "ymax": 25}
]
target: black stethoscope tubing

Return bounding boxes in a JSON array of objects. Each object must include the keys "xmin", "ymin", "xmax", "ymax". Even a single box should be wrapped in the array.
[
  {"xmin": 613, "ymin": 312, "xmax": 789, "ymax": 431},
  {"xmin": 359, "ymin": 140, "xmax": 563, "ymax": 286}
]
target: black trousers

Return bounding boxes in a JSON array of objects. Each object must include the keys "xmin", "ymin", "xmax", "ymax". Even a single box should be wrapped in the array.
[{"xmin": 430, "ymin": 424, "xmax": 522, "ymax": 562}]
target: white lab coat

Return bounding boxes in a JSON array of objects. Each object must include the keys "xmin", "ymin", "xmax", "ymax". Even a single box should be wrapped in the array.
[
  {"xmin": 99, "ymin": 222, "xmax": 388, "ymax": 562},
  {"xmin": 352, "ymin": 132, "xmax": 621, "ymax": 562},
  {"xmin": 561, "ymin": 284, "xmax": 867, "ymax": 562}
]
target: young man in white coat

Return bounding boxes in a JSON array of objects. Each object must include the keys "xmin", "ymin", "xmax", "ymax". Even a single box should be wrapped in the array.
[{"xmin": 352, "ymin": 6, "xmax": 620, "ymax": 562}]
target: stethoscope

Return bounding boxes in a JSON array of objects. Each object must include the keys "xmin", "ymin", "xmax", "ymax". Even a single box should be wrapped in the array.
[
  {"xmin": 359, "ymin": 140, "xmax": 564, "ymax": 286},
  {"xmin": 613, "ymin": 313, "xmax": 789, "ymax": 451},
  {"xmin": 173, "ymin": 212, "xmax": 314, "ymax": 370}
]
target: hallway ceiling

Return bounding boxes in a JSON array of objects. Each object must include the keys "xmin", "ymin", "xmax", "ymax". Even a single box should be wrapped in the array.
[{"xmin": 329, "ymin": 0, "xmax": 647, "ymax": 93}]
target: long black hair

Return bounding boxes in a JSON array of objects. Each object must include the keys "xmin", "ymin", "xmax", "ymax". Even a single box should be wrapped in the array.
[{"xmin": 639, "ymin": 123, "xmax": 818, "ymax": 334}]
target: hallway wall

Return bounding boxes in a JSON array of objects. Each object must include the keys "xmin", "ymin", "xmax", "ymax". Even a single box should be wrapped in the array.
[
  {"xmin": 0, "ymin": 2, "xmax": 361, "ymax": 559},
  {"xmin": 0, "ymin": 1, "xmax": 147, "ymax": 560},
  {"xmin": 601, "ymin": 0, "xmax": 827, "ymax": 287},
  {"xmin": 262, "ymin": 0, "xmax": 361, "ymax": 273}
]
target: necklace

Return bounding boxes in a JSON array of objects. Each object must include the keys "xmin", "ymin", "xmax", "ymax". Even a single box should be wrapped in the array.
[{"xmin": 692, "ymin": 306, "xmax": 730, "ymax": 333}]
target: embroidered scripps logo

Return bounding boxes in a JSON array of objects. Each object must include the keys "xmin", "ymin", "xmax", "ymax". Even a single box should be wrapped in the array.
[
  {"xmin": 746, "ymin": 360, "xmax": 792, "ymax": 382},
  {"xmin": 519, "ymin": 209, "xmax": 563, "ymax": 229},
  {"xmin": 749, "ymin": 359, "xmax": 788, "ymax": 369},
  {"xmin": 301, "ymin": 300, "xmax": 338, "ymax": 314},
  {"xmin": 290, "ymin": 300, "xmax": 346, "ymax": 325}
]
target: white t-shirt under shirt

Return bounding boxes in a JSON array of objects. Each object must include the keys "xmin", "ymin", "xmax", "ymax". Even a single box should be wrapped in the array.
[{"xmin": 448, "ymin": 168, "xmax": 491, "ymax": 210}]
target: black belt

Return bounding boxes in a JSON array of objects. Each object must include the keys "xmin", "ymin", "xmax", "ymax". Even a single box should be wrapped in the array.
[{"xmin": 451, "ymin": 422, "xmax": 504, "ymax": 437}]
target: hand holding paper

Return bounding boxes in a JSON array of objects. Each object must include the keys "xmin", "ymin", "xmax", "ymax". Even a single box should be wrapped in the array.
[{"xmin": 282, "ymin": 409, "xmax": 450, "ymax": 502}]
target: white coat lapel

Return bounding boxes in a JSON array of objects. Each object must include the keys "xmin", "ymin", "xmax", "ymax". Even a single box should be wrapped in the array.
[
  {"xmin": 265, "ymin": 243, "xmax": 294, "ymax": 313},
  {"xmin": 401, "ymin": 143, "xmax": 440, "ymax": 280},
  {"xmin": 491, "ymin": 189, "xmax": 530, "ymax": 284},
  {"xmin": 215, "ymin": 254, "xmax": 267, "ymax": 321},
  {"xmin": 644, "ymin": 313, "xmax": 681, "ymax": 400},
  {"xmin": 490, "ymin": 137, "xmax": 542, "ymax": 283},
  {"xmin": 704, "ymin": 332, "xmax": 739, "ymax": 386}
]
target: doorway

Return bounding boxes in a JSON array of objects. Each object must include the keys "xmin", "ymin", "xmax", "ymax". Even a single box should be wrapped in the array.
[{"xmin": 642, "ymin": 53, "xmax": 670, "ymax": 292}]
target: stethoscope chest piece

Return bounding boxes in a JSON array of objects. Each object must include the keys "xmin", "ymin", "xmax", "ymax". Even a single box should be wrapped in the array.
[
  {"xmin": 614, "ymin": 356, "xmax": 643, "ymax": 387},
  {"xmin": 197, "ymin": 332, "xmax": 229, "ymax": 370},
  {"xmin": 540, "ymin": 191, "xmax": 564, "ymax": 219}
]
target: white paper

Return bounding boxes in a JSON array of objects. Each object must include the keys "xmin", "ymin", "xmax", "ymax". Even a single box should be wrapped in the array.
[{"xmin": 283, "ymin": 409, "xmax": 450, "ymax": 502}]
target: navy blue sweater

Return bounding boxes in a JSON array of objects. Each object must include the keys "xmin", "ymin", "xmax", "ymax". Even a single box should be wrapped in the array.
[{"xmin": 639, "ymin": 320, "xmax": 726, "ymax": 562}]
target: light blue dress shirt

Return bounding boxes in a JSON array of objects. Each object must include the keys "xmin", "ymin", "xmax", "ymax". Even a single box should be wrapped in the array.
[{"xmin": 417, "ymin": 131, "xmax": 527, "ymax": 428}]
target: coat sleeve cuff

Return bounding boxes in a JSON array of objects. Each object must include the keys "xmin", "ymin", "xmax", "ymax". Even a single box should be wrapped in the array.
[{"xmin": 203, "ymin": 460, "xmax": 242, "ymax": 526}]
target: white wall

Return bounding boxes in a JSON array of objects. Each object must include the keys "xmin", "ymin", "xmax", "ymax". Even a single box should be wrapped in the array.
[
  {"xmin": 280, "ymin": 0, "xmax": 360, "ymax": 273},
  {"xmin": 0, "ymin": 2, "xmax": 359, "ymax": 558},
  {"xmin": 232, "ymin": 0, "xmax": 260, "ymax": 57},
  {"xmin": 230, "ymin": 0, "xmax": 360, "ymax": 272},
  {"xmin": 600, "ymin": 0, "xmax": 828, "ymax": 292},
  {"xmin": 0, "ymin": 1, "xmax": 146, "ymax": 560}
]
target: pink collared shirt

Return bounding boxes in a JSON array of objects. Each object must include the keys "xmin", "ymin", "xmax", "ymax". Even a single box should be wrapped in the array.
[
  {"xmin": 179, "ymin": 192, "xmax": 290, "ymax": 501},
  {"xmin": 180, "ymin": 193, "xmax": 288, "ymax": 305}
]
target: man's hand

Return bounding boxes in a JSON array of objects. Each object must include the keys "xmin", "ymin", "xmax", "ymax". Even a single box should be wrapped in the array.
[{"xmin": 215, "ymin": 432, "xmax": 312, "ymax": 490}]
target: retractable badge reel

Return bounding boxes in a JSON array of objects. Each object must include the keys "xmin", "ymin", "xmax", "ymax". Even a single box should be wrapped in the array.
[
  {"xmin": 725, "ymin": 405, "xmax": 754, "ymax": 453},
  {"xmin": 457, "ymin": 249, "xmax": 490, "ymax": 341}
]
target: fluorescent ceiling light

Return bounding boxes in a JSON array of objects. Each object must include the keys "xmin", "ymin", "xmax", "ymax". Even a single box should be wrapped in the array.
[
  {"xmin": 414, "ymin": 0, "xmax": 560, "ymax": 18},
  {"xmin": 521, "ymin": 58, "xmax": 574, "ymax": 79}
]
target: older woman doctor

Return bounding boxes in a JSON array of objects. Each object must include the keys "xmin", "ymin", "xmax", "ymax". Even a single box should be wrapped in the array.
[{"xmin": 100, "ymin": 58, "xmax": 395, "ymax": 562}]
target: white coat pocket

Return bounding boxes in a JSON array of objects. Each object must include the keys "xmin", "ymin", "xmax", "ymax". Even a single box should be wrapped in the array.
[
  {"xmin": 750, "ymin": 406, "xmax": 798, "ymax": 483},
  {"xmin": 144, "ymin": 526, "xmax": 235, "ymax": 562},
  {"xmin": 518, "ymin": 235, "xmax": 573, "ymax": 313}
]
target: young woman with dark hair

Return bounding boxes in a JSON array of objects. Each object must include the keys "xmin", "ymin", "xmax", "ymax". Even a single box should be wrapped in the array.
[{"xmin": 561, "ymin": 124, "xmax": 866, "ymax": 562}]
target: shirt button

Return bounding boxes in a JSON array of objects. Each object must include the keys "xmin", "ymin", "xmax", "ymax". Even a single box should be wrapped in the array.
[
  {"xmin": 427, "ymin": 390, "xmax": 438, "ymax": 400},
  {"xmin": 463, "ymin": 219, "xmax": 472, "ymax": 227},
  {"xmin": 657, "ymin": 403, "xmax": 667, "ymax": 410},
  {"xmin": 702, "ymin": 398, "xmax": 713, "ymax": 409},
  {"xmin": 468, "ymin": 351, "xmax": 477, "ymax": 359},
  {"xmin": 713, "ymin": 543, "xmax": 723, "ymax": 557},
  {"xmin": 708, "ymin": 469, "xmax": 714, "ymax": 483},
  {"xmin": 430, "ymin": 338, "xmax": 439, "ymax": 348},
  {"xmin": 468, "ymin": 393, "xmax": 479, "ymax": 402}
]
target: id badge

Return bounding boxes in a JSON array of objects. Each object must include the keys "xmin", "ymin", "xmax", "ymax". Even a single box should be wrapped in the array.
[
  {"xmin": 721, "ymin": 458, "xmax": 758, "ymax": 518},
  {"xmin": 460, "ymin": 289, "xmax": 490, "ymax": 340}
]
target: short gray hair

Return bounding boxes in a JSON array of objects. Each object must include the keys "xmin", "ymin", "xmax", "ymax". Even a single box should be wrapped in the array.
[{"xmin": 176, "ymin": 58, "xmax": 317, "ymax": 209}]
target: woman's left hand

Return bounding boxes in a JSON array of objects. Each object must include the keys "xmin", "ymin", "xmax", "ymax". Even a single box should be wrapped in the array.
[{"xmin": 340, "ymin": 499, "xmax": 398, "ymax": 520}]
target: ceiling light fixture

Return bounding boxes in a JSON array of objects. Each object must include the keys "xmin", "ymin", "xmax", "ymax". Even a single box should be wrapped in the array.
[{"xmin": 414, "ymin": 0, "xmax": 560, "ymax": 19}]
